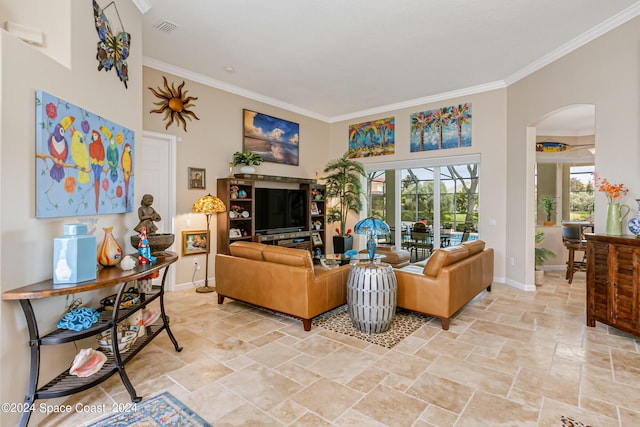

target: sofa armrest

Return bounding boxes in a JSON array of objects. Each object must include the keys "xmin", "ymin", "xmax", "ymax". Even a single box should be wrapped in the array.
[
  {"xmin": 313, "ymin": 264, "xmax": 350, "ymax": 281},
  {"xmin": 308, "ymin": 264, "xmax": 350, "ymax": 316}
]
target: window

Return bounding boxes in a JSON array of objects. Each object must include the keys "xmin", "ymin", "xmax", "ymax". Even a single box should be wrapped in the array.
[{"xmin": 569, "ymin": 165, "xmax": 594, "ymax": 221}]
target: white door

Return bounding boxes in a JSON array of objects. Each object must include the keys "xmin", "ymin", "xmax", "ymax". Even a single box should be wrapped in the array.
[{"xmin": 138, "ymin": 131, "xmax": 177, "ymax": 290}]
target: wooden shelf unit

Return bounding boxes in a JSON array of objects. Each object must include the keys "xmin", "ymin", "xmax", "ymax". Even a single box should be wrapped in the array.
[
  {"xmin": 217, "ymin": 178, "xmax": 255, "ymax": 255},
  {"xmin": 586, "ymin": 233, "xmax": 640, "ymax": 337},
  {"xmin": 301, "ymin": 183, "xmax": 327, "ymax": 256}
]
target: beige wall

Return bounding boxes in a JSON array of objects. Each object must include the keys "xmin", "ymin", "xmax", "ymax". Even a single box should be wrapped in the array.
[
  {"xmin": 0, "ymin": 2, "xmax": 142, "ymax": 424},
  {"xmin": 328, "ymin": 89, "xmax": 509, "ymax": 279},
  {"xmin": 507, "ymin": 16, "xmax": 640, "ymax": 287},
  {"xmin": 142, "ymin": 67, "xmax": 331, "ymax": 287}
]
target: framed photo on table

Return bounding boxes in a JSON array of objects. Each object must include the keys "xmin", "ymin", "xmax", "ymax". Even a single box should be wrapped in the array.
[
  {"xmin": 311, "ymin": 231, "xmax": 323, "ymax": 246},
  {"xmin": 311, "ymin": 202, "xmax": 320, "ymax": 215},
  {"xmin": 182, "ymin": 230, "xmax": 209, "ymax": 256}
]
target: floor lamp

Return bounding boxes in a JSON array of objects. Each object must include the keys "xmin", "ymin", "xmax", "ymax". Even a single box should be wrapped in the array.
[{"xmin": 192, "ymin": 194, "xmax": 226, "ymax": 293}]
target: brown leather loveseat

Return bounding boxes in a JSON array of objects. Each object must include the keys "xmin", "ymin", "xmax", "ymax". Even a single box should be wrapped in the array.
[
  {"xmin": 215, "ymin": 241, "xmax": 350, "ymax": 331},
  {"xmin": 394, "ymin": 240, "xmax": 494, "ymax": 330}
]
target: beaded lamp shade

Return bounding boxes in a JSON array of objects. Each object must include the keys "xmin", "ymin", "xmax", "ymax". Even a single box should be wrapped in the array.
[{"xmin": 192, "ymin": 194, "xmax": 226, "ymax": 215}]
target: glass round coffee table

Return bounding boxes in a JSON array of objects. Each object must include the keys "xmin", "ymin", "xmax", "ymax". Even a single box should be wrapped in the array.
[{"xmin": 316, "ymin": 253, "xmax": 385, "ymax": 268}]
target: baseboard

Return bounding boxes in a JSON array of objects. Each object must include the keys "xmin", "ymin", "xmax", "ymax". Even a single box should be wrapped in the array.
[
  {"xmin": 540, "ymin": 264, "xmax": 566, "ymax": 271},
  {"xmin": 173, "ymin": 277, "xmax": 215, "ymax": 292},
  {"xmin": 500, "ymin": 276, "xmax": 536, "ymax": 292}
]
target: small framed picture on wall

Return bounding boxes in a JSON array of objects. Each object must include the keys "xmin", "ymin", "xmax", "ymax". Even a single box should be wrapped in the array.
[
  {"xmin": 182, "ymin": 230, "xmax": 210, "ymax": 256},
  {"xmin": 188, "ymin": 167, "xmax": 205, "ymax": 189}
]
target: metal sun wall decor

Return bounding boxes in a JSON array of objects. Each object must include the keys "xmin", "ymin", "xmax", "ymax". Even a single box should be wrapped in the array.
[
  {"xmin": 149, "ymin": 76, "xmax": 200, "ymax": 132},
  {"xmin": 93, "ymin": 0, "xmax": 131, "ymax": 88},
  {"xmin": 410, "ymin": 103, "xmax": 472, "ymax": 152},
  {"xmin": 35, "ymin": 90, "xmax": 135, "ymax": 218},
  {"xmin": 243, "ymin": 109, "xmax": 299, "ymax": 166},
  {"xmin": 348, "ymin": 117, "xmax": 395, "ymax": 158}
]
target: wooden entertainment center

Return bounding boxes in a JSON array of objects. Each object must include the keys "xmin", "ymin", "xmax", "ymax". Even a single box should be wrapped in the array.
[{"xmin": 216, "ymin": 174, "xmax": 326, "ymax": 256}]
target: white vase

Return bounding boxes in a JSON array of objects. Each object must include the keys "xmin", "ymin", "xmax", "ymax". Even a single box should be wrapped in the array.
[
  {"xmin": 534, "ymin": 269, "xmax": 544, "ymax": 286},
  {"xmin": 240, "ymin": 165, "xmax": 256, "ymax": 174}
]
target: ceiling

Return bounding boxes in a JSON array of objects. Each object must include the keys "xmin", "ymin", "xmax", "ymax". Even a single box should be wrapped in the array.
[{"xmin": 138, "ymin": 0, "xmax": 640, "ymax": 123}]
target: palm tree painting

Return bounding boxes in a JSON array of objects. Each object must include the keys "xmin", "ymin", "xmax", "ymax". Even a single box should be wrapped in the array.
[
  {"xmin": 348, "ymin": 117, "xmax": 395, "ymax": 158},
  {"xmin": 410, "ymin": 103, "xmax": 472, "ymax": 152}
]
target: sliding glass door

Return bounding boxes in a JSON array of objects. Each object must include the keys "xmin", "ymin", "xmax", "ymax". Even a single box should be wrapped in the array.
[{"xmin": 365, "ymin": 156, "xmax": 480, "ymax": 252}]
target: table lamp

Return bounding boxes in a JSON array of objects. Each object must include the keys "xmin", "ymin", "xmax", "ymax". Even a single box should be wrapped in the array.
[
  {"xmin": 354, "ymin": 217, "xmax": 390, "ymax": 263},
  {"xmin": 192, "ymin": 194, "xmax": 226, "ymax": 293}
]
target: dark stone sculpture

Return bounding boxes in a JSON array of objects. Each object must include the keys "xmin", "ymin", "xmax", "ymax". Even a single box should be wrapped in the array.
[{"xmin": 130, "ymin": 194, "xmax": 174, "ymax": 253}]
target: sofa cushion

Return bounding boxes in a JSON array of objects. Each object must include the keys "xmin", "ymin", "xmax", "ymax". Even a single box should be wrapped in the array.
[
  {"xmin": 262, "ymin": 245, "xmax": 314, "ymax": 269},
  {"xmin": 360, "ymin": 245, "xmax": 410, "ymax": 266},
  {"xmin": 229, "ymin": 241, "xmax": 266, "ymax": 260},
  {"xmin": 423, "ymin": 245, "xmax": 470, "ymax": 277},
  {"xmin": 461, "ymin": 240, "xmax": 485, "ymax": 255}
]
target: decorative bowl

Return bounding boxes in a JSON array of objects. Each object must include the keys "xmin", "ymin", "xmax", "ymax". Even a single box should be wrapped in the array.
[
  {"xmin": 130, "ymin": 233, "xmax": 175, "ymax": 253},
  {"xmin": 97, "ymin": 325, "xmax": 139, "ymax": 354}
]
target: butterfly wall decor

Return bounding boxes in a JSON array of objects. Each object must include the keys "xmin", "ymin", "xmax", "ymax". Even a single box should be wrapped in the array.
[{"xmin": 93, "ymin": 0, "xmax": 131, "ymax": 88}]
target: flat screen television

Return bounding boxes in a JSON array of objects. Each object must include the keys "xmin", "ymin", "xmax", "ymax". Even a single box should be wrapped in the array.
[{"xmin": 254, "ymin": 188, "xmax": 307, "ymax": 234}]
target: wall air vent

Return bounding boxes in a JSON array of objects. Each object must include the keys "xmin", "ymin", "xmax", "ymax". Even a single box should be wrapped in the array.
[{"xmin": 153, "ymin": 20, "xmax": 178, "ymax": 33}]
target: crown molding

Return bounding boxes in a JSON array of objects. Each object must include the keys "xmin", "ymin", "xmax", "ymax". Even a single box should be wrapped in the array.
[
  {"xmin": 328, "ymin": 81, "xmax": 506, "ymax": 123},
  {"xmin": 130, "ymin": 0, "xmax": 151, "ymax": 14},
  {"xmin": 143, "ymin": 57, "xmax": 331, "ymax": 122},
  {"xmin": 505, "ymin": 2, "xmax": 640, "ymax": 85}
]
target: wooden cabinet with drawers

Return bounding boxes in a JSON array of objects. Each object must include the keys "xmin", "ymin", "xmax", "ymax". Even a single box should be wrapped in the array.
[{"xmin": 586, "ymin": 233, "xmax": 640, "ymax": 337}]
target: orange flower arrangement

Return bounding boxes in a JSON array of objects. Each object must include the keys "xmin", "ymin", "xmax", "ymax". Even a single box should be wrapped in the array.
[{"xmin": 593, "ymin": 173, "xmax": 628, "ymax": 203}]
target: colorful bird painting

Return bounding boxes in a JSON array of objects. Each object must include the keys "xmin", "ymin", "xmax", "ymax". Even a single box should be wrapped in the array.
[
  {"xmin": 48, "ymin": 115, "xmax": 75, "ymax": 182},
  {"xmin": 89, "ymin": 130, "xmax": 106, "ymax": 213},
  {"xmin": 121, "ymin": 143, "xmax": 132, "ymax": 209},
  {"xmin": 70, "ymin": 128, "xmax": 90, "ymax": 184},
  {"xmin": 36, "ymin": 90, "xmax": 135, "ymax": 218}
]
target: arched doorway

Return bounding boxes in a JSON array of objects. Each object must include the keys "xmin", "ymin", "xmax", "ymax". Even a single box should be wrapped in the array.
[{"xmin": 529, "ymin": 104, "xmax": 595, "ymax": 286}]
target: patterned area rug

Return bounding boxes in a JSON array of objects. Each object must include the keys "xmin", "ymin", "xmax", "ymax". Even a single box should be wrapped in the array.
[
  {"xmin": 560, "ymin": 415, "xmax": 591, "ymax": 427},
  {"xmin": 313, "ymin": 305, "xmax": 432, "ymax": 349},
  {"xmin": 87, "ymin": 391, "xmax": 211, "ymax": 426}
]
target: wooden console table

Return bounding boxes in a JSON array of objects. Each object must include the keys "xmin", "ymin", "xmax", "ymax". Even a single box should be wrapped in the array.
[
  {"xmin": 2, "ymin": 252, "xmax": 182, "ymax": 427},
  {"xmin": 585, "ymin": 234, "xmax": 640, "ymax": 337}
]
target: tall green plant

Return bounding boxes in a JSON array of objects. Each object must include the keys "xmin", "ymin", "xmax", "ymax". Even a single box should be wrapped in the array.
[
  {"xmin": 535, "ymin": 230, "xmax": 556, "ymax": 268},
  {"xmin": 539, "ymin": 195, "xmax": 556, "ymax": 222},
  {"xmin": 323, "ymin": 153, "xmax": 366, "ymax": 236}
]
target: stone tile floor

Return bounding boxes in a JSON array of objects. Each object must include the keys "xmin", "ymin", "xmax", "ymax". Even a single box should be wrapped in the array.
[{"xmin": 41, "ymin": 271, "xmax": 640, "ymax": 426}]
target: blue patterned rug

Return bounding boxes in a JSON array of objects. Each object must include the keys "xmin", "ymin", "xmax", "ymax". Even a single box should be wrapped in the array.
[{"xmin": 87, "ymin": 391, "xmax": 211, "ymax": 426}]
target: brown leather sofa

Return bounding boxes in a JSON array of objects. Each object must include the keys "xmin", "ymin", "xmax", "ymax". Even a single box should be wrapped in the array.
[
  {"xmin": 359, "ymin": 245, "xmax": 411, "ymax": 268},
  {"xmin": 215, "ymin": 241, "xmax": 350, "ymax": 331},
  {"xmin": 394, "ymin": 240, "xmax": 493, "ymax": 330}
]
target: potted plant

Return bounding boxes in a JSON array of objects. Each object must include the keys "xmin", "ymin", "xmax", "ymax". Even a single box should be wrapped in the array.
[
  {"xmin": 233, "ymin": 150, "xmax": 263, "ymax": 174},
  {"xmin": 323, "ymin": 152, "xmax": 366, "ymax": 253},
  {"xmin": 534, "ymin": 230, "xmax": 556, "ymax": 286},
  {"xmin": 539, "ymin": 195, "xmax": 556, "ymax": 226}
]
